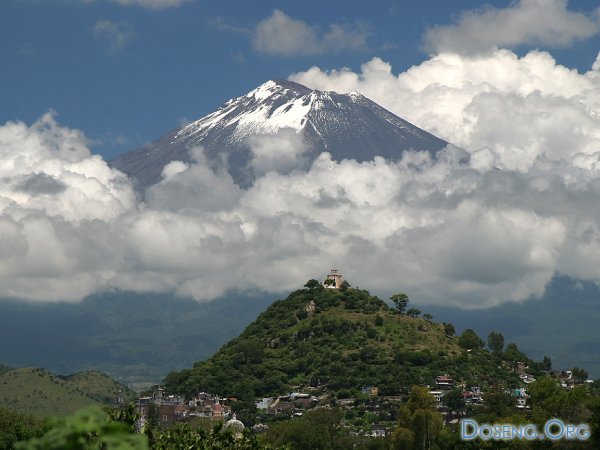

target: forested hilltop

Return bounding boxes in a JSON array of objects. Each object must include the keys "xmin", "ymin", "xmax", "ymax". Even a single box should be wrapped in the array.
[{"xmin": 163, "ymin": 280, "xmax": 545, "ymax": 400}]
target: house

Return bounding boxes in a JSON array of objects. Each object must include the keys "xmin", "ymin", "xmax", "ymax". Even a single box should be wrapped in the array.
[
  {"xmin": 429, "ymin": 390, "xmax": 444, "ymax": 407},
  {"xmin": 162, "ymin": 394, "xmax": 185, "ymax": 406},
  {"xmin": 158, "ymin": 405, "xmax": 177, "ymax": 428},
  {"xmin": 461, "ymin": 391, "xmax": 475, "ymax": 404},
  {"xmin": 371, "ymin": 424, "xmax": 387, "ymax": 437},
  {"xmin": 519, "ymin": 374, "xmax": 536, "ymax": 384},
  {"xmin": 516, "ymin": 397, "xmax": 528, "ymax": 408},
  {"xmin": 267, "ymin": 398, "xmax": 294, "ymax": 415},
  {"xmin": 462, "ymin": 386, "xmax": 483, "ymax": 404},
  {"xmin": 435, "ymin": 375, "xmax": 454, "ymax": 389},
  {"xmin": 362, "ymin": 386, "xmax": 379, "ymax": 397},
  {"xmin": 290, "ymin": 392, "xmax": 318, "ymax": 408},
  {"xmin": 256, "ymin": 397, "xmax": 274, "ymax": 410}
]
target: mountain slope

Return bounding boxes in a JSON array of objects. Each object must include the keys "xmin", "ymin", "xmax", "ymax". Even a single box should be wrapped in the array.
[
  {"xmin": 111, "ymin": 80, "xmax": 448, "ymax": 189},
  {"xmin": 0, "ymin": 291, "xmax": 274, "ymax": 389},
  {"xmin": 0, "ymin": 368, "xmax": 132, "ymax": 417},
  {"xmin": 163, "ymin": 284, "xmax": 524, "ymax": 399}
]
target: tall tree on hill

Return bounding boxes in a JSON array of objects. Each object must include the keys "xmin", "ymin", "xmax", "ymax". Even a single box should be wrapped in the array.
[
  {"xmin": 390, "ymin": 293, "xmax": 409, "ymax": 314},
  {"xmin": 303, "ymin": 279, "xmax": 321, "ymax": 290},
  {"xmin": 392, "ymin": 386, "xmax": 443, "ymax": 450},
  {"xmin": 458, "ymin": 329, "xmax": 484, "ymax": 350},
  {"xmin": 487, "ymin": 331, "xmax": 504, "ymax": 354},
  {"xmin": 572, "ymin": 367, "xmax": 588, "ymax": 384}
]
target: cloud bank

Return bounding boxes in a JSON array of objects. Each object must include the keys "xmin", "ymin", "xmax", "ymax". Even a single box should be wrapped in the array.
[
  {"xmin": 6, "ymin": 48, "xmax": 600, "ymax": 308},
  {"xmin": 423, "ymin": 0, "xmax": 600, "ymax": 54}
]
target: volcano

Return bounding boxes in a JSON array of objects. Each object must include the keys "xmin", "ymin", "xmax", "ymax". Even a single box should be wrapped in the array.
[{"xmin": 111, "ymin": 79, "xmax": 448, "ymax": 189}]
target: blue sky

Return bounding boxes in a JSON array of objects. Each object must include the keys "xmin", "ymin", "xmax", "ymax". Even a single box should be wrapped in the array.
[{"xmin": 3, "ymin": 0, "xmax": 600, "ymax": 159}]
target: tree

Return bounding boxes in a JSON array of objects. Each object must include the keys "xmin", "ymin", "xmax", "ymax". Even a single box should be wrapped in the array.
[
  {"xmin": 504, "ymin": 343, "xmax": 527, "ymax": 364},
  {"xmin": 266, "ymin": 409, "xmax": 342, "ymax": 449},
  {"xmin": 406, "ymin": 308, "xmax": 421, "ymax": 318},
  {"xmin": 587, "ymin": 396, "xmax": 600, "ymax": 449},
  {"xmin": 487, "ymin": 331, "xmax": 504, "ymax": 354},
  {"xmin": 393, "ymin": 386, "xmax": 443, "ymax": 450},
  {"xmin": 528, "ymin": 377, "xmax": 589, "ymax": 425},
  {"xmin": 390, "ymin": 293, "xmax": 409, "ymax": 314},
  {"xmin": 391, "ymin": 427, "xmax": 414, "ymax": 450},
  {"xmin": 15, "ymin": 406, "xmax": 147, "ymax": 450},
  {"xmin": 542, "ymin": 355, "xmax": 552, "ymax": 371},
  {"xmin": 572, "ymin": 367, "xmax": 588, "ymax": 384},
  {"xmin": 458, "ymin": 329, "xmax": 484, "ymax": 350},
  {"xmin": 422, "ymin": 313, "xmax": 433, "ymax": 321},
  {"xmin": 234, "ymin": 340, "xmax": 265, "ymax": 365},
  {"xmin": 0, "ymin": 407, "xmax": 45, "ymax": 450},
  {"xmin": 442, "ymin": 389, "xmax": 464, "ymax": 413},
  {"xmin": 482, "ymin": 387, "xmax": 515, "ymax": 419},
  {"xmin": 443, "ymin": 323, "xmax": 455, "ymax": 336},
  {"xmin": 304, "ymin": 279, "xmax": 321, "ymax": 289}
]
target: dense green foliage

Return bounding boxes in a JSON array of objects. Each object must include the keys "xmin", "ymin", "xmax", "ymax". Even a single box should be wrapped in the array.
[
  {"xmin": 15, "ymin": 406, "xmax": 146, "ymax": 450},
  {"xmin": 391, "ymin": 386, "xmax": 442, "ymax": 450},
  {"xmin": 0, "ymin": 407, "xmax": 46, "ymax": 450},
  {"xmin": 458, "ymin": 329, "xmax": 484, "ymax": 350},
  {"xmin": 264, "ymin": 408, "xmax": 387, "ymax": 450},
  {"xmin": 163, "ymin": 286, "xmax": 532, "ymax": 399},
  {"xmin": 13, "ymin": 406, "xmax": 280, "ymax": 450},
  {"xmin": 487, "ymin": 332, "xmax": 505, "ymax": 354}
]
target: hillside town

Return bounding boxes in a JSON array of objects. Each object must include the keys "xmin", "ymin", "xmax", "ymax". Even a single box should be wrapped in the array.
[{"xmin": 135, "ymin": 366, "xmax": 593, "ymax": 438}]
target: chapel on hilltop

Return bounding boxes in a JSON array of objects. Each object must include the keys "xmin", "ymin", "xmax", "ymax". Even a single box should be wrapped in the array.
[{"xmin": 324, "ymin": 268, "xmax": 343, "ymax": 289}]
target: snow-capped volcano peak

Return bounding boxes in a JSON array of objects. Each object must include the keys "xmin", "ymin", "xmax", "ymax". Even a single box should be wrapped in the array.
[
  {"xmin": 111, "ymin": 80, "xmax": 448, "ymax": 190},
  {"xmin": 175, "ymin": 79, "xmax": 359, "ymax": 143}
]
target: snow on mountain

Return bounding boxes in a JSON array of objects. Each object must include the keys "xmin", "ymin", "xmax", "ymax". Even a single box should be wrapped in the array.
[{"xmin": 111, "ymin": 80, "xmax": 448, "ymax": 190}]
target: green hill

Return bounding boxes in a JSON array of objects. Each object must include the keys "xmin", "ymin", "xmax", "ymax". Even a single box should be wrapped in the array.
[
  {"xmin": 0, "ymin": 367, "xmax": 134, "ymax": 418},
  {"xmin": 59, "ymin": 371, "xmax": 136, "ymax": 404},
  {"xmin": 164, "ymin": 283, "xmax": 528, "ymax": 399}
]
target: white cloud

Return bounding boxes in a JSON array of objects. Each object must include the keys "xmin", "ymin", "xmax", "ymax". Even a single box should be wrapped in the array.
[
  {"xmin": 92, "ymin": 20, "xmax": 135, "ymax": 53},
  {"xmin": 253, "ymin": 9, "xmax": 369, "ymax": 57},
  {"xmin": 290, "ymin": 50, "xmax": 600, "ymax": 172},
  {"xmin": 423, "ymin": 0, "xmax": 600, "ymax": 54},
  {"xmin": 8, "ymin": 48, "xmax": 600, "ymax": 308},
  {"xmin": 248, "ymin": 129, "xmax": 310, "ymax": 177}
]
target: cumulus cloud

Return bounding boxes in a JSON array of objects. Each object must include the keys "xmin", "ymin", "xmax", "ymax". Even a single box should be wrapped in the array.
[
  {"xmin": 290, "ymin": 50, "xmax": 600, "ymax": 172},
  {"xmin": 0, "ymin": 113, "xmax": 135, "ymax": 300},
  {"xmin": 253, "ymin": 10, "xmax": 369, "ymax": 57},
  {"xmin": 92, "ymin": 20, "xmax": 135, "ymax": 54},
  {"xmin": 248, "ymin": 129, "xmax": 310, "ymax": 177},
  {"xmin": 8, "ymin": 47, "xmax": 600, "ymax": 308},
  {"xmin": 423, "ymin": 0, "xmax": 600, "ymax": 55}
]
